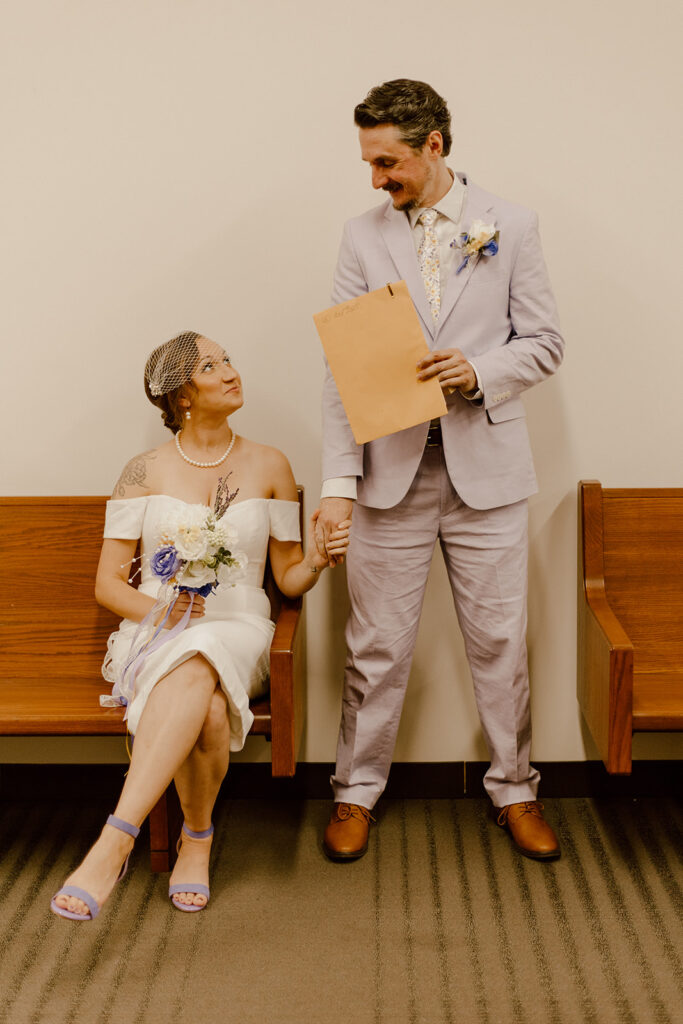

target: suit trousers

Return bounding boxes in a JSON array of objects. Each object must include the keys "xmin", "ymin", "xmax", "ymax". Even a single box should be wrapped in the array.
[{"xmin": 331, "ymin": 444, "xmax": 541, "ymax": 809}]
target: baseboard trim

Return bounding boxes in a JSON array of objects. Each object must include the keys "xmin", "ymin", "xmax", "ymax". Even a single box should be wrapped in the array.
[{"xmin": 1, "ymin": 760, "xmax": 680, "ymax": 803}]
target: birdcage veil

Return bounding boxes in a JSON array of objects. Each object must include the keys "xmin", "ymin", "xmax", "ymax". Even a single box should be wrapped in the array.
[{"xmin": 145, "ymin": 331, "xmax": 202, "ymax": 397}]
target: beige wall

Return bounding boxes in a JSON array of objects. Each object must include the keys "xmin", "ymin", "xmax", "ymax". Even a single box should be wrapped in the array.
[{"xmin": 3, "ymin": 0, "xmax": 682, "ymax": 766}]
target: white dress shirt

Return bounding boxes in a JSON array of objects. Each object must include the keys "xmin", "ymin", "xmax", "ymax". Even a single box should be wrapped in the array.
[{"xmin": 407, "ymin": 170, "xmax": 467, "ymax": 286}]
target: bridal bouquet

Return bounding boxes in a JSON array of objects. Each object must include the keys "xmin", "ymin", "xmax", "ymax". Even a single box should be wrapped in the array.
[
  {"xmin": 103, "ymin": 475, "xmax": 247, "ymax": 714},
  {"xmin": 150, "ymin": 505, "xmax": 247, "ymax": 598},
  {"xmin": 151, "ymin": 473, "xmax": 246, "ymax": 598}
]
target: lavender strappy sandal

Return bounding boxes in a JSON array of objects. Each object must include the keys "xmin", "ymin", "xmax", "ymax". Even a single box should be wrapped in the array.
[
  {"xmin": 168, "ymin": 822, "xmax": 214, "ymax": 913},
  {"xmin": 50, "ymin": 814, "xmax": 140, "ymax": 921}
]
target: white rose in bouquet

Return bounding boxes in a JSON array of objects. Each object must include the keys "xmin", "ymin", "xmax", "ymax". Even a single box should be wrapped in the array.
[
  {"xmin": 161, "ymin": 506, "xmax": 211, "ymax": 561},
  {"xmin": 175, "ymin": 560, "xmax": 216, "ymax": 591}
]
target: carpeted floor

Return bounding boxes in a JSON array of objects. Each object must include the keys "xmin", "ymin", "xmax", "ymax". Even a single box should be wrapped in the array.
[{"xmin": 0, "ymin": 798, "xmax": 681, "ymax": 1024}]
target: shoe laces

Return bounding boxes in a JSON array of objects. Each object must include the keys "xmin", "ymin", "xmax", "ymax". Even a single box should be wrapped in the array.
[
  {"xmin": 497, "ymin": 800, "xmax": 544, "ymax": 827},
  {"xmin": 335, "ymin": 803, "xmax": 376, "ymax": 824}
]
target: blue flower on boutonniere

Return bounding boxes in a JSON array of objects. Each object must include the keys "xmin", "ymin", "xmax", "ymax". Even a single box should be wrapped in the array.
[{"xmin": 451, "ymin": 220, "xmax": 499, "ymax": 274}]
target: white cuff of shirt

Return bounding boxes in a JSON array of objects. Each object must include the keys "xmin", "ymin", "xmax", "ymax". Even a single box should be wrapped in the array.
[{"xmin": 321, "ymin": 476, "xmax": 358, "ymax": 500}]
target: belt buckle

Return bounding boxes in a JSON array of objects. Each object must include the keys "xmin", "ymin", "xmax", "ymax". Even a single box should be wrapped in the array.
[{"xmin": 425, "ymin": 424, "xmax": 442, "ymax": 448}]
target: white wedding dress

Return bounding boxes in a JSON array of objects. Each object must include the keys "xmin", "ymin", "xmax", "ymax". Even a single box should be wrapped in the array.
[{"xmin": 101, "ymin": 495, "xmax": 300, "ymax": 748}]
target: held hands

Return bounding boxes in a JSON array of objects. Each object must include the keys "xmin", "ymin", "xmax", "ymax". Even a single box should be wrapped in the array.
[
  {"xmin": 417, "ymin": 349, "xmax": 477, "ymax": 396},
  {"xmin": 310, "ymin": 505, "xmax": 352, "ymax": 570},
  {"xmin": 165, "ymin": 590, "xmax": 206, "ymax": 628}
]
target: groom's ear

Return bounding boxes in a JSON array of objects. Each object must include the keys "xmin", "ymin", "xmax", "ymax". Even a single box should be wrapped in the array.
[{"xmin": 424, "ymin": 130, "xmax": 444, "ymax": 159}]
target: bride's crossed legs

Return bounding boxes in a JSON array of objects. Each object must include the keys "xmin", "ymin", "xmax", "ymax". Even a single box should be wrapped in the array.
[{"xmin": 53, "ymin": 654, "xmax": 230, "ymax": 917}]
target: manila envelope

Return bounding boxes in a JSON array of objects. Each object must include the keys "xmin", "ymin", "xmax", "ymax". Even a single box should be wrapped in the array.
[{"xmin": 313, "ymin": 280, "xmax": 447, "ymax": 444}]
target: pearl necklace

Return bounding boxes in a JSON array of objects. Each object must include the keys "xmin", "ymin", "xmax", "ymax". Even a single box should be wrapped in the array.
[{"xmin": 175, "ymin": 429, "xmax": 236, "ymax": 468}]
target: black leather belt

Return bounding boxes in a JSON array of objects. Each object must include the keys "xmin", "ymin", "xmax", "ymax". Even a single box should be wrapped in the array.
[{"xmin": 425, "ymin": 423, "xmax": 442, "ymax": 447}]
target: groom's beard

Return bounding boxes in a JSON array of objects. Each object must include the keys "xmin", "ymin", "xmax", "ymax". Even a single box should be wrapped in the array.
[{"xmin": 383, "ymin": 183, "xmax": 418, "ymax": 211}]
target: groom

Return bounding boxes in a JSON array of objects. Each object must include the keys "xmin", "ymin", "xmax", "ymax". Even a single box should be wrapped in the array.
[{"xmin": 316, "ymin": 79, "xmax": 564, "ymax": 861}]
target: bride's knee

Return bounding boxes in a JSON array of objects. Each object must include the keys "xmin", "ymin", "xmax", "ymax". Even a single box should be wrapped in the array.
[
  {"xmin": 196, "ymin": 688, "xmax": 230, "ymax": 751},
  {"xmin": 179, "ymin": 654, "xmax": 218, "ymax": 691}
]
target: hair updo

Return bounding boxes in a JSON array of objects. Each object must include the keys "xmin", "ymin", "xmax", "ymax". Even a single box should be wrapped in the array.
[{"xmin": 143, "ymin": 331, "xmax": 201, "ymax": 434}]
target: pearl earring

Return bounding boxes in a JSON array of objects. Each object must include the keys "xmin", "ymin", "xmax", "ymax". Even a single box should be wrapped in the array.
[{"xmin": 185, "ymin": 409, "xmax": 191, "ymax": 420}]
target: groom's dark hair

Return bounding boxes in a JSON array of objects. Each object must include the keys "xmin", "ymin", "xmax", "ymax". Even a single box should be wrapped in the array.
[{"xmin": 354, "ymin": 79, "xmax": 452, "ymax": 156}]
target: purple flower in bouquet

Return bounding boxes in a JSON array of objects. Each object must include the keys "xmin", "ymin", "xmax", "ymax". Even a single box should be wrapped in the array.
[
  {"xmin": 214, "ymin": 472, "xmax": 240, "ymax": 519},
  {"xmin": 150, "ymin": 545, "xmax": 182, "ymax": 583}
]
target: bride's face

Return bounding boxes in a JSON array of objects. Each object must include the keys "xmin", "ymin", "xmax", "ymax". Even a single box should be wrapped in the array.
[{"xmin": 189, "ymin": 337, "xmax": 243, "ymax": 416}]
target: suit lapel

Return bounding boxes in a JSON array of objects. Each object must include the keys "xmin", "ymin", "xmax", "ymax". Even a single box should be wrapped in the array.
[
  {"xmin": 379, "ymin": 203, "xmax": 434, "ymax": 335},
  {"xmin": 437, "ymin": 184, "xmax": 495, "ymax": 335}
]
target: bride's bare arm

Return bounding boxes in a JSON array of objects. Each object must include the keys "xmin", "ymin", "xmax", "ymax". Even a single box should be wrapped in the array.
[
  {"xmin": 95, "ymin": 539, "xmax": 205, "ymax": 626},
  {"xmin": 268, "ymin": 515, "xmax": 351, "ymax": 598},
  {"xmin": 111, "ymin": 450, "xmax": 159, "ymax": 500},
  {"xmin": 95, "ymin": 538, "xmax": 160, "ymax": 621},
  {"xmin": 95, "ymin": 451, "xmax": 204, "ymax": 626},
  {"xmin": 265, "ymin": 449, "xmax": 351, "ymax": 599}
]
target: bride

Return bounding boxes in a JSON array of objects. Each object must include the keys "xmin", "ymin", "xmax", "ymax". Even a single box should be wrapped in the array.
[{"xmin": 51, "ymin": 331, "xmax": 351, "ymax": 920}]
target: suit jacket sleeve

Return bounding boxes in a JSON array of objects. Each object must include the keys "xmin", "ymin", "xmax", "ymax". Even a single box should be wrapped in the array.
[
  {"xmin": 472, "ymin": 211, "xmax": 564, "ymax": 408},
  {"xmin": 321, "ymin": 221, "xmax": 367, "ymax": 481}
]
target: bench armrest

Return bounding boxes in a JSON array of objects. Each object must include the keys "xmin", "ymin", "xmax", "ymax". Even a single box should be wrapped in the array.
[
  {"xmin": 268, "ymin": 596, "xmax": 305, "ymax": 777},
  {"xmin": 577, "ymin": 481, "xmax": 635, "ymax": 773}
]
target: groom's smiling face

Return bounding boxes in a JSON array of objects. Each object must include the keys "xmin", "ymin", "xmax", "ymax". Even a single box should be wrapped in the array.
[{"xmin": 359, "ymin": 124, "xmax": 442, "ymax": 211}]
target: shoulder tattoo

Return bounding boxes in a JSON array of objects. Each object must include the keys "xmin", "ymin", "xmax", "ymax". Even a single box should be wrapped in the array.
[{"xmin": 113, "ymin": 450, "xmax": 157, "ymax": 497}]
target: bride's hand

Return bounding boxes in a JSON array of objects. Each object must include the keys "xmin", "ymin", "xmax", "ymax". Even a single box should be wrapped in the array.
[
  {"xmin": 166, "ymin": 591, "xmax": 206, "ymax": 627},
  {"xmin": 307, "ymin": 510, "xmax": 352, "ymax": 570}
]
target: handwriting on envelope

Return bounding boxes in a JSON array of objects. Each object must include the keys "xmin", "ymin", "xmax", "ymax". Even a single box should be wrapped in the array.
[{"xmin": 313, "ymin": 281, "xmax": 447, "ymax": 444}]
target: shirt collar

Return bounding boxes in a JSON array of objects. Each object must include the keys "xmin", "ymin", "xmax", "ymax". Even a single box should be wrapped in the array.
[{"xmin": 407, "ymin": 170, "xmax": 466, "ymax": 228}]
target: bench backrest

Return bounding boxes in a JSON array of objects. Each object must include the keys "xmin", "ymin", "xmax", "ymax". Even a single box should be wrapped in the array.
[
  {"xmin": 0, "ymin": 492, "xmax": 303, "ymax": 681},
  {"xmin": 1, "ymin": 498, "xmax": 120, "ymax": 680},
  {"xmin": 599, "ymin": 488, "xmax": 683, "ymax": 671}
]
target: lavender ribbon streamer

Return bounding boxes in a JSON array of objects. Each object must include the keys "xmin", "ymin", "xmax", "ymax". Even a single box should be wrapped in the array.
[
  {"xmin": 111, "ymin": 591, "xmax": 195, "ymax": 718},
  {"xmin": 110, "ymin": 596, "xmax": 171, "ymax": 705}
]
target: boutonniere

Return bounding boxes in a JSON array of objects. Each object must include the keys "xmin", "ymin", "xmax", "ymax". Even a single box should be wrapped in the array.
[{"xmin": 451, "ymin": 220, "xmax": 499, "ymax": 274}]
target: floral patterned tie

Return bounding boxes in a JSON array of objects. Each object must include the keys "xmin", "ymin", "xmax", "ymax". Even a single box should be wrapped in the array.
[{"xmin": 417, "ymin": 208, "xmax": 440, "ymax": 324}]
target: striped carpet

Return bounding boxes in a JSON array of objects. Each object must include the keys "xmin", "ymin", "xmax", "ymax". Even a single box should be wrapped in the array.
[{"xmin": 0, "ymin": 798, "xmax": 680, "ymax": 1024}]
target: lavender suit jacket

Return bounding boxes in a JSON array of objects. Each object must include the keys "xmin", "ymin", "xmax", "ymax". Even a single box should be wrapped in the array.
[{"xmin": 322, "ymin": 175, "xmax": 564, "ymax": 511}]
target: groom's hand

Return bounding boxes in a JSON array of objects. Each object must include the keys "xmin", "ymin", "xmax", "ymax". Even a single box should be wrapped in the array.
[
  {"xmin": 316, "ymin": 497, "xmax": 353, "ymax": 566},
  {"xmin": 417, "ymin": 348, "xmax": 477, "ymax": 395}
]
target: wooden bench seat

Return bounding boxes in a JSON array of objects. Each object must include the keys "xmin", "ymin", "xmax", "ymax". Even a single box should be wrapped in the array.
[
  {"xmin": 577, "ymin": 481, "xmax": 683, "ymax": 773},
  {"xmin": 0, "ymin": 495, "xmax": 306, "ymax": 869},
  {"xmin": 632, "ymin": 672, "xmax": 683, "ymax": 729}
]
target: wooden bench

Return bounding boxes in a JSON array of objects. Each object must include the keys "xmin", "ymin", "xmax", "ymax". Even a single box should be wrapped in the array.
[
  {"xmin": 577, "ymin": 480, "xmax": 683, "ymax": 773},
  {"xmin": 0, "ymin": 495, "xmax": 305, "ymax": 869}
]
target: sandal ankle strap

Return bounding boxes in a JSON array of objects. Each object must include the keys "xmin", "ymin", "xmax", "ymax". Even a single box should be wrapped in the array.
[
  {"xmin": 182, "ymin": 822, "xmax": 214, "ymax": 840},
  {"xmin": 106, "ymin": 814, "xmax": 141, "ymax": 839}
]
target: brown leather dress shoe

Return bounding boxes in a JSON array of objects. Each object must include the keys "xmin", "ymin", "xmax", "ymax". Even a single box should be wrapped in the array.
[
  {"xmin": 323, "ymin": 803, "xmax": 375, "ymax": 861},
  {"xmin": 494, "ymin": 801, "xmax": 561, "ymax": 860}
]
